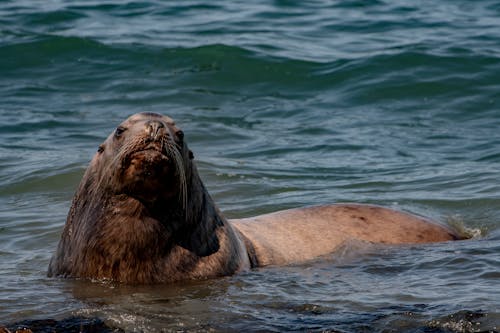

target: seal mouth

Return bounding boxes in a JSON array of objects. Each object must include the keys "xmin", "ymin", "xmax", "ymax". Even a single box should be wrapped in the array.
[
  {"xmin": 124, "ymin": 139, "xmax": 173, "ymax": 166},
  {"xmin": 136, "ymin": 140, "xmax": 170, "ymax": 156},
  {"xmin": 132, "ymin": 147, "xmax": 169, "ymax": 160},
  {"xmin": 124, "ymin": 146, "xmax": 172, "ymax": 178}
]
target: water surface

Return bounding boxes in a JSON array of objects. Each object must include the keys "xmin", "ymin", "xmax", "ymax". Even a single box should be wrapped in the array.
[{"xmin": 1, "ymin": 0, "xmax": 500, "ymax": 331}]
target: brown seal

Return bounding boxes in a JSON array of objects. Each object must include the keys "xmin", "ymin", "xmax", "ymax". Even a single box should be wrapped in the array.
[{"xmin": 48, "ymin": 112, "xmax": 461, "ymax": 284}]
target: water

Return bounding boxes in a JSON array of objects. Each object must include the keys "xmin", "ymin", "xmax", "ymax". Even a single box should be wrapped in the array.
[{"xmin": 1, "ymin": 0, "xmax": 500, "ymax": 331}]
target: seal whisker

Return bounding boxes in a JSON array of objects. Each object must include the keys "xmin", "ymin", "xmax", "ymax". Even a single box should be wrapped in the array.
[{"xmin": 163, "ymin": 139, "xmax": 187, "ymax": 212}]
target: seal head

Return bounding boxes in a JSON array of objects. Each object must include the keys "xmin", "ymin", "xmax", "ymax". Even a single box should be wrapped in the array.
[{"xmin": 105, "ymin": 113, "xmax": 187, "ymax": 209}]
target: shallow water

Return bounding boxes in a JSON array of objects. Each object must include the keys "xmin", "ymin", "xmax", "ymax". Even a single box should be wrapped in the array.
[{"xmin": 1, "ymin": 0, "xmax": 500, "ymax": 331}]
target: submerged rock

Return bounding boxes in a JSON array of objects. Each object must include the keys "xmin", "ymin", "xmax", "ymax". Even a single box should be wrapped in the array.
[{"xmin": 0, "ymin": 317, "xmax": 123, "ymax": 333}]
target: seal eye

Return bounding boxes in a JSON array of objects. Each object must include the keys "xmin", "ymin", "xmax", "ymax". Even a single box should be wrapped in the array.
[
  {"xmin": 176, "ymin": 130, "xmax": 184, "ymax": 141},
  {"xmin": 115, "ymin": 126, "xmax": 126, "ymax": 138},
  {"xmin": 97, "ymin": 144, "xmax": 105, "ymax": 153}
]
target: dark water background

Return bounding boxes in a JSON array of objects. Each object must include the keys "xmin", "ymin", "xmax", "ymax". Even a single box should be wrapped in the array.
[{"xmin": 1, "ymin": 0, "xmax": 500, "ymax": 331}]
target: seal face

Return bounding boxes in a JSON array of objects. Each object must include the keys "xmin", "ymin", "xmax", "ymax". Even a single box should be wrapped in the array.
[
  {"xmin": 109, "ymin": 114, "xmax": 185, "ymax": 207},
  {"xmin": 48, "ymin": 112, "xmax": 248, "ymax": 283}
]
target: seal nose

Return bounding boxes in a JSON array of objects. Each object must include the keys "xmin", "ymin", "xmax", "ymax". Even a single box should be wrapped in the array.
[{"xmin": 145, "ymin": 120, "xmax": 165, "ymax": 140}]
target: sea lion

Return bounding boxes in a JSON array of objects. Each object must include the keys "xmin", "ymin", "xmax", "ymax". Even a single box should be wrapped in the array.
[{"xmin": 48, "ymin": 112, "xmax": 461, "ymax": 284}]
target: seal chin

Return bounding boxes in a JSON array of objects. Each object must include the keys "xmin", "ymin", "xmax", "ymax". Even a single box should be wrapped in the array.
[{"xmin": 121, "ymin": 148, "xmax": 178, "ymax": 204}]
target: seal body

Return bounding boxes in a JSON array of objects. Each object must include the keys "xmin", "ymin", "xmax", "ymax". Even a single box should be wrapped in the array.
[
  {"xmin": 48, "ymin": 112, "xmax": 460, "ymax": 284},
  {"xmin": 231, "ymin": 204, "xmax": 459, "ymax": 267}
]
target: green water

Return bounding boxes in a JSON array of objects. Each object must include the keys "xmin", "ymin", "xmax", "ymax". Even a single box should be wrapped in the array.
[{"xmin": 1, "ymin": 1, "xmax": 500, "ymax": 331}]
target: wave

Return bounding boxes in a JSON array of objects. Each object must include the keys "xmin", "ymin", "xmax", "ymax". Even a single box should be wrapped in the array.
[{"xmin": 2, "ymin": 34, "xmax": 499, "ymax": 98}]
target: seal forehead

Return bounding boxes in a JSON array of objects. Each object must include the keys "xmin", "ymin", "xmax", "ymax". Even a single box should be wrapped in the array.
[{"xmin": 126, "ymin": 112, "xmax": 175, "ymax": 125}]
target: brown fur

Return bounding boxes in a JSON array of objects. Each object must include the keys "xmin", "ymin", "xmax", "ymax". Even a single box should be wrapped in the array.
[{"xmin": 48, "ymin": 113, "xmax": 461, "ymax": 284}]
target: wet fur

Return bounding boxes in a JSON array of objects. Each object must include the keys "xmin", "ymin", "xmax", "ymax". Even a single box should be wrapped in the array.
[{"xmin": 49, "ymin": 113, "xmax": 461, "ymax": 284}]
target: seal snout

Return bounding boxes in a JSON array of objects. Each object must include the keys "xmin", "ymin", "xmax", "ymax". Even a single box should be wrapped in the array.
[{"xmin": 145, "ymin": 119, "xmax": 167, "ymax": 141}]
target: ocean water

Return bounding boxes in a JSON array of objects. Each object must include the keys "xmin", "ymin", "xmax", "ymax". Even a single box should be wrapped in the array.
[{"xmin": 1, "ymin": 0, "xmax": 500, "ymax": 331}]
